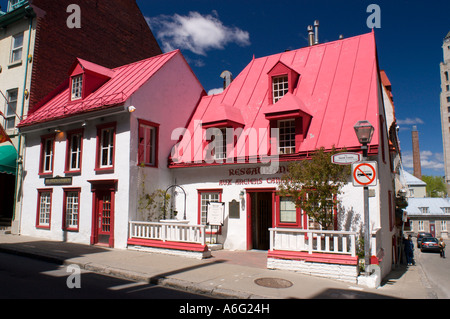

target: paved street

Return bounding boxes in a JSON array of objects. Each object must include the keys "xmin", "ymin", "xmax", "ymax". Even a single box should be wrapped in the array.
[
  {"xmin": 0, "ymin": 252, "xmax": 210, "ymax": 299},
  {"xmin": 415, "ymin": 240, "xmax": 450, "ymax": 299}
]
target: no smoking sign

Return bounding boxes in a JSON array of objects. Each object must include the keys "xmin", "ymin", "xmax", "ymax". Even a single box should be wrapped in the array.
[{"xmin": 352, "ymin": 161, "xmax": 377, "ymax": 187}]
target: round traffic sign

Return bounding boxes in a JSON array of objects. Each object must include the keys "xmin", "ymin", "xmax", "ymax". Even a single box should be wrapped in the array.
[{"xmin": 353, "ymin": 162, "xmax": 376, "ymax": 186}]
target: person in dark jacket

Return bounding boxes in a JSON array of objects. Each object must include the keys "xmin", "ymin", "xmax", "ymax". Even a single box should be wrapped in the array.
[{"xmin": 404, "ymin": 235, "xmax": 415, "ymax": 265}]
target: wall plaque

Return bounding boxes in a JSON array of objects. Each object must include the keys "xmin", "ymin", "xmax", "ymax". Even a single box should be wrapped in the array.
[
  {"xmin": 44, "ymin": 176, "xmax": 73, "ymax": 186},
  {"xmin": 229, "ymin": 200, "xmax": 240, "ymax": 219}
]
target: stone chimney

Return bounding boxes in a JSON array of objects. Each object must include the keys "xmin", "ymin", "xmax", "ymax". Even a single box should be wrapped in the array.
[{"xmin": 412, "ymin": 125, "xmax": 422, "ymax": 179}]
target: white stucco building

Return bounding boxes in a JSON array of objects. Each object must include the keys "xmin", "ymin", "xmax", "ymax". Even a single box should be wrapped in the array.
[{"xmin": 17, "ymin": 51, "xmax": 204, "ymax": 248}]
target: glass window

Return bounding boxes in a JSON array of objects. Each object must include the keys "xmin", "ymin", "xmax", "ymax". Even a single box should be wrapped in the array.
[
  {"xmin": 272, "ymin": 75, "xmax": 289, "ymax": 103},
  {"xmin": 41, "ymin": 136, "xmax": 54, "ymax": 174},
  {"xmin": 99, "ymin": 127, "xmax": 114, "ymax": 168},
  {"xmin": 199, "ymin": 192, "xmax": 221, "ymax": 225},
  {"xmin": 278, "ymin": 119, "xmax": 296, "ymax": 154},
  {"xmin": 138, "ymin": 122, "xmax": 157, "ymax": 166},
  {"xmin": 37, "ymin": 190, "xmax": 52, "ymax": 228},
  {"xmin": 10, "ymin": 33, "xmax": 23, "ymax": 63},
  {"xmin": 71, "ymin": 75, "xmax": 83, "ymax": 100},
  {"xmin": 5, "ymin": 89, "xmax": 18, "ymax": 129},
  {"xmin": 279, "ymin": 197, "xmax": 297, "ymax": 223},
  {"xmin": 64, "ymin": 190, "xmax": 80, "ymax": 230},
  {"xmin": 213, "ymin": 128, "xmax": 227, "ymax": 160},
  {"xmin": 68, "ymin": 133, "xmax": 82, "ymax": 171}
]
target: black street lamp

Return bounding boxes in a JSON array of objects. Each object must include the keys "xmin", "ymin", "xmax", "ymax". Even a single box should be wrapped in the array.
[{"xmin": 354, "ymin": 120, "xmax": 374, "ymax": 275}]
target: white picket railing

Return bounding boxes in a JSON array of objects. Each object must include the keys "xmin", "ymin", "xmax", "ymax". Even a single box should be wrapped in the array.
[
  {"xmin": 129, "ymin": 221, "xmax": 206, "ymax": 245},
  {"xmin": 269, "ymin": 228, "xmax": 357, "ymax": 257}
]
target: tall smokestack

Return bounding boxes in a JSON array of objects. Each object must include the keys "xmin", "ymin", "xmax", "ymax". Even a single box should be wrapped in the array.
[
  {"xmin": 412, "ymin": 125, "xmax": 422, "ymax": 179},
  {"xmin": 314, "ymin": 20, "xmax": 319, "ymax": 45},
  {"xmin": 308, "ymin": 25, "xmax": 314, "ymax": 46}
]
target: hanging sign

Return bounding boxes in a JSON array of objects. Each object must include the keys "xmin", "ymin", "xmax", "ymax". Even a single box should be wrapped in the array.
[
  {"xmin": 331, "ymin": 152, "xmax": 361, "ymax": 165},
  {"xmin": 352, "ymin": 161, "xmax": 377, "ymax": 187},
  {"xmin": 207, "ymin": 202, "xmax": 225, "ymax": 226}
]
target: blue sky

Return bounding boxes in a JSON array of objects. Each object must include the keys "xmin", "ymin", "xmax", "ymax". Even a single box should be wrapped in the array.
[
  {"xmin": 1, "ymin": 0, "xmax": 449, "ymax": 177},
  {"xmin": 137, "ymin": 0, "xmax": 450, "ymax": 177}
]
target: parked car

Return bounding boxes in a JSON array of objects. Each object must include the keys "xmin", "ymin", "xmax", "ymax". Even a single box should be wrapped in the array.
[
  {"xmin": 417, "ymin": 232, "xmax": 432, "ymax": 248},
  {"xmin": 420, "ymin": 237, "xmax": 441, "ymax": 253}
]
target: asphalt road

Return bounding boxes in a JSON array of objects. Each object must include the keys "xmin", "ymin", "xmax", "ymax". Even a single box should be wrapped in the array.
[
  {"xmin": 0, "ymin": 252, "xmax": 211, "ymax": 299},
  {"xmin": 416, "ymin": 240, "xmax": 450, "ymax": 299}
]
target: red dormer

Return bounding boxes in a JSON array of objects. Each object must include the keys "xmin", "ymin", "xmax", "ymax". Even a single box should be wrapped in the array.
[
  {"xmin": 267, "ymin": 61, "xmax": 300, "ymax": 104},
  {"xmin": 68, "ymin": 58, "xmax": 114, "ymax": 102}
]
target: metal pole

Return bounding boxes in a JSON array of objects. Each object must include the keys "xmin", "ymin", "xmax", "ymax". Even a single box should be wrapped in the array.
[{"xmin": 362, "ymin": 144, "xmax": 370, "ymax": 275}]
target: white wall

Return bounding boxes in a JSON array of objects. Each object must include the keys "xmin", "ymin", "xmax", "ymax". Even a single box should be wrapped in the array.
[{"xmin": 20, "ymin": 113, "xmax": 131, "ymax": 247}]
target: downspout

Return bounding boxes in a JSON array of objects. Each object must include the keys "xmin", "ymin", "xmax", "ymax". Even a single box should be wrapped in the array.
[{"xmin": 12, "ymin": 11, "xmax": 33, "ymax": 227}]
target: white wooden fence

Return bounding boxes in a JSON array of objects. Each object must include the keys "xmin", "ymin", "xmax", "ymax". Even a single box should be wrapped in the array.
[
  {"xmin": 269, "ymin": 228, "xmax": 357, "ymax": 257},
  {"xmin": 129, "ymin": 221, "xmax": 206, "ymax": 245}
]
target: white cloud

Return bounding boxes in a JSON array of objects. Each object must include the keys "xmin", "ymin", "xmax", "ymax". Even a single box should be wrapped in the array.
[
  {"xmin": 397, "ymin": 117, "xmax": 424, "ymax": 125},
  {"xmin": 147, "ymin": 11, "xmax": 250, "ymax": 56},
  {"xmin": 402, "ymin": 150, "xmax": 444, "ymax": 171},
  {"xmin": 207, "ymin": 87, "xmax": 224, "ymax": 95}
]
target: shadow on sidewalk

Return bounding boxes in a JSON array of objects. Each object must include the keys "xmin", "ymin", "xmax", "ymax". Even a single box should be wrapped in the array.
[{"xmin": 310, "ymin": 288, "xmax": 399, "ymax": 299}]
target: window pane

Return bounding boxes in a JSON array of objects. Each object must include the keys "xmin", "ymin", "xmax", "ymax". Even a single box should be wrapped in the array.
[
  {"xmin": 278, "ymin": 119, "xmax": 296, "ymax": 154},
  {"xmin": 272, "ymin": 75, "xmax": 289, "ymax": 103},
  {"xmin": 65, "ymin": 191, "xmax": 79, "ymax": 228},
  {"xmin": 39, "ymin": 192, "xmax": 51, "ymax": 226},
  {"xmin": 280, "ymin": 197, "xmax": 296, "ymax": 223}
]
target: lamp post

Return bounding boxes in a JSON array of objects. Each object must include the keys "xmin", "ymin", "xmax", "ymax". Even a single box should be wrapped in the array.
[{"xmin": 354, "ymin": 120, "xmax": 374, "ymax": 275}]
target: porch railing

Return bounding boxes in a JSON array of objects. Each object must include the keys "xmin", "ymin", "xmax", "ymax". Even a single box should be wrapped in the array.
[
  {"xmin": 269, "ymin": 228, "xmax": 357, "ymax": 257},
  {"xmin": 129, "ymin": 221, "xmax": 206, "ymax": 245}
]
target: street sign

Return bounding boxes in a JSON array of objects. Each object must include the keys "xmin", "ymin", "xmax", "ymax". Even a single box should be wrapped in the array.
[
  {"xmin": 352, "ymin": 161, "xmax": 377, "ymax": 187},
  {"xmin": 331, "ymin": 152, "xmax": 362, "ymax": 165}
]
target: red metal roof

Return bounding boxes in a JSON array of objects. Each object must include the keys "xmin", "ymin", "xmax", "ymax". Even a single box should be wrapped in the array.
[
  {"xmin": 18, "ymin": 50, "xmax": 180, "ymax": 127},
  {"xmin": 171, "ymin": 31, "xmax": 382, "ymax": 166}
]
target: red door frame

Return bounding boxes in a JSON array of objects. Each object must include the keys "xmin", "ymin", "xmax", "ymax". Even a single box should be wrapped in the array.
[
  {"xmin": 89, "ymin": 180, "xmax": 117, "ymax": 247},
  {"xmin": 245, "ymin": 188, "xmax": 276, "ymax": 250}
]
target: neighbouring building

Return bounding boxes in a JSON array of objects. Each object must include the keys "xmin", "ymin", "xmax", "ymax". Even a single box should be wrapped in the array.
[
  {"xmin": 0, "ymin": 0, "xmax": 161, "ymax": 233},
  {"xmin": 163, "ymin": 31, "xmax": 399, "ymax": 282},
  {"xmin": 405, "ymin": 197, "xmax": 450, "ymax": 239},
  {"xmin": 440, "ymin": 30, "xmax": 450, "ymax": 194},
  {"xmin": 17, "ymin": 51, "xmax": 204, "ymax": 248},
  {"xmin": 403, "ymin": 170, "xmax": 427, "ymax": 198}
]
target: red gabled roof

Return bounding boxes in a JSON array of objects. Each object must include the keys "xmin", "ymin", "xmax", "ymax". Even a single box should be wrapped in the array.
[
  {"xmin": 171, "ymin": 31, "xmax": 381, "ymax": 166},
  {"xmin": 18, "ymin": 50, "xmax": 180, "ymax": 127}
]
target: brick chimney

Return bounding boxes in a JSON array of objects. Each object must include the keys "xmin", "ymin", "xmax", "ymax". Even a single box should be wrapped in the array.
[{"xmin": 412, "ymin": 125, "xmax": 422, "ymax": 179}]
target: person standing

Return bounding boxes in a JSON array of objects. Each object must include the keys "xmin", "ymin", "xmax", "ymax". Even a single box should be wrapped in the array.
[
  {"xmin": 439, "ymin": 238, "xmax": 446, "ymax": 258},
  {"xmin": 404, "ymin": 235, "xmax": 415, "ymax": 265}
]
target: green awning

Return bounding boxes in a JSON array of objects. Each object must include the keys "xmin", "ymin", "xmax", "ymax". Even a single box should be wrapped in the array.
[{"xmin": 0, "ymin": 144, "xmax": 17, "ymax": 175}]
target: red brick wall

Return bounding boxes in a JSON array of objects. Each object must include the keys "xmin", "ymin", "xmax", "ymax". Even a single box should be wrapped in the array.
[{"xmin": 29, "ymin": 0, "xmax": 162, "ymax": 111}]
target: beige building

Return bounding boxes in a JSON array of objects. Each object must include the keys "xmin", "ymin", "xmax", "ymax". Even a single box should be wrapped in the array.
[{"xmin": 440, "ymin": 31, "xmax": 450, "ymax": 193}]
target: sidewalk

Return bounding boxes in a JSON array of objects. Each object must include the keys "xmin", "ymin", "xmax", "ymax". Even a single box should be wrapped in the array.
[{"xmin": 0, "ymin": 233, "xmax": 435, "ymax": 299}]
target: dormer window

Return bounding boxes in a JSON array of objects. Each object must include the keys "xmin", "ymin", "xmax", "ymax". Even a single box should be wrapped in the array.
[
  {"xmin": 267, "ymin": 61, "xmax": 300, "ymax": 105},
  {"xmin": 419, "ymin": 207, "xmax": 429, "ymax": 214},
  {"xmin": 71, "ymin": 75, "xmax": 83, "ymax": 100},
  {"xmin": 272, "ymin": 75, "xmax": 289, "ymax": 103},
  {"xmin": 278, "ymin": 119, "xmax": 296, "ymax": 154}
]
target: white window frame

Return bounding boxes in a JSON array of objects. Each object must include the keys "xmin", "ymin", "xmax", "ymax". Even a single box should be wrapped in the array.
[
  {"xmin": 200, "ymin": 192, "xmax": 220, "ymax": 225},
  {"xmin": 279, "ymin": 196, "xmax": 297, "ymax": 224},
  {"xmin": 71, "ymin": 75, "xmax": 83, "ymax": 100},
  {"xmin": 43, "ymin": 137, "xmax": 54, "ymax": 173},
  {"xmin": 442, "ymin": 220, "xmax": 448, "ymax": 232},
  {"xmin": 213, "ymin": 128, "xmax": 227, "ymax": 160},
  {"xmin": 418, "ymin": 220, "xmax": 424, "ymax": 232},
  {"xmin": 69, "ymin": 133, "xmax": 82, "ymax": 171},
  {"xmin": 138, "ymin": 123, "xmax": 157, "ymax": 166},
  {"xmin": 419, "ymin": 207, "xmax": 429, "ymax": 214},
  {"xmin": 278, "ymin": 119, "xmax": 296, "ymax": 155},
  {"xmin": 65, "ymin": 191, "xmax": 79, "ymax": 229},
  {"xmin": 272, "ymin": 75, "xmax": 289, "ymax": 103},
  {"xmin": 10, "ymin": 33, "xmax": 23, "ymax": 63},
  {"xmin": 99, "ymin": 127, "xmax": 114, "ymax": 168},
  {"xmin": 38, "ymin": 191, "xmax": 51, "ymax": 227},
  {"xmin": 4, "ymin": 89, "xmax": 18, "ymax": 130}
]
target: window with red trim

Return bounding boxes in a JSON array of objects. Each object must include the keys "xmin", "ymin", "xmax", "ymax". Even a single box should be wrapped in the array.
[
  {"xmin": 198, "ymin": 190, "xmax": 222, "ymax": 225},
  {"xmin": 275, "ymin": 195, "xmax": 302, "ymax": 228},
  {"xmin": 36, "ymin": 189, "xmax": 52, "ymax": 229},
  {"xmin": 65, "ymin": 129, "xmax": 83, "ymax": 173},
  {"xmin": 138, "ymin": 120, "xmax": 159, "ymax": 167},
  {"xmin": 63, "ymin": 188, "xmax": 80, "ymax": 231},
  {"xmin": 268, "ymin": 117, "xmax": 303, "ymax": 155},
  {"xmin": 95, "ymin": 123, "xmax": 115, "ymax": 171},
  {"xmin": 71, "ymin": 75, "xmax": 83, "ymax": 101},
  {"xmin": 39, "ymin": 134, "xmax": 55, "ymax": 175}
]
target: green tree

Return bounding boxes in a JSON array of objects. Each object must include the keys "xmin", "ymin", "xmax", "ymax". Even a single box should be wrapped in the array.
[
  {"xmin": 421, "ymin": 175, "xmax": 447, "ymax": 197},
  {"xmin": 279, "ymin": 147, "xmax": 351, "ymax": 230}
]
